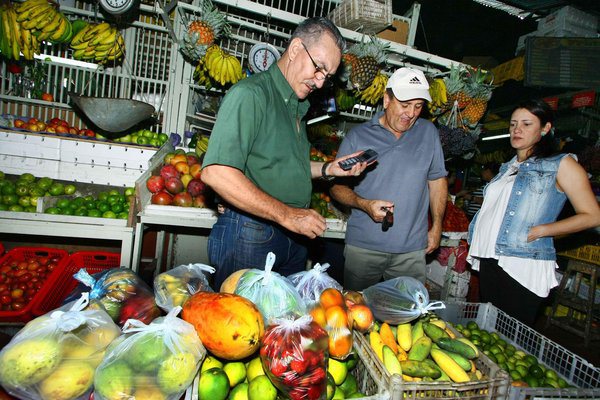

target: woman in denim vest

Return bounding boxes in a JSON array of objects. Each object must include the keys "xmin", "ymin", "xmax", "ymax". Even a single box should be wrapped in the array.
[{"xmin": 467, "ymin": 99, "xmax": 600, "ymax": 325}]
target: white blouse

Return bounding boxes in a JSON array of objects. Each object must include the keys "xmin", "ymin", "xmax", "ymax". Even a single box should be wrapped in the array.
[{"xmin": 467, "ymin": 163, "xmax": 559, "ymax": 297}]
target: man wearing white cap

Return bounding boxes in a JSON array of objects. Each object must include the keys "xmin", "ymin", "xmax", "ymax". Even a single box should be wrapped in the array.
[{"xmin": 330, "ymin": 67, "xmax": 448, "ymax": 290}]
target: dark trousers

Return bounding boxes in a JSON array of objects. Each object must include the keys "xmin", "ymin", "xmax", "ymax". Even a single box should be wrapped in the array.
[
  {"xmin": 478, "ymin": 258, "xmax": 545, "ymax": 327},
  {"xmin": 208, "ymin": 208, "xmax": 308, "ymax": 290}
]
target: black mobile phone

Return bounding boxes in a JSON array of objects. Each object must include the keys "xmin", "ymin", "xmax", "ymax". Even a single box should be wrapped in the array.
[
  {"xmin": 382, "ymin": 210, "xmax": 394, "ymax": 231},
  {"xmin": 338, "ymin": 149, "xmax": 378, "ymax": 171}
]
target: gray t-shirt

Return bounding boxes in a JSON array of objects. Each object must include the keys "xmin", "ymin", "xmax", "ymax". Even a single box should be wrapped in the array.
[{"xmin": 336, "ymin": 112, "xmax": 447, "ymax": 253}]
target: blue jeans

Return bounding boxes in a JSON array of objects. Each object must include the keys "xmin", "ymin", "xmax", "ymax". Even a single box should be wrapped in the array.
[{"xmin": 208, "ymin": 208, "xmax": 308, "ymax": 290}]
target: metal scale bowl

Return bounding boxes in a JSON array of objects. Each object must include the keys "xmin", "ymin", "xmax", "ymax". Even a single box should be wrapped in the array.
[{"xmin": 69, "ymin": 93, "xmax": 156, "ymax": 133}]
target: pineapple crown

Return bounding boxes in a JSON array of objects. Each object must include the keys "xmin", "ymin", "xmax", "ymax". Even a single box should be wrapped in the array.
[{"xmin": 346, "ymin": 36, "xmax": 389, "ymax": 64}]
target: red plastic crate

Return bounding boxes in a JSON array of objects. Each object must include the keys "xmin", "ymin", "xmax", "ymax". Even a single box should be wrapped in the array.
[
  {"xmin": 0, "ymin": 247, "xmax": 69, "ymax": 323},
  {"xmin": 33, "ymin": 251, "xmax": 121, "ymax": 316}
]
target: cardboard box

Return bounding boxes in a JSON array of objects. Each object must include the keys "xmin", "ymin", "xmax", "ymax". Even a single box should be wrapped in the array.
[{"xmin": 376, "ymin": 19, "xmax": 410, "ymax": 45}]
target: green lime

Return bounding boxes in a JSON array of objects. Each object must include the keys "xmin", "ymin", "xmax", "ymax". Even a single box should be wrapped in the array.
[
  {"xmin": 88, "ymin": 209, "xmax": 102, "ymax": 218},
  {"xmin": 49, "ymin": 183, "xmax": 65, "ymax": 196},
  {"xmin": 201, "ymin": 356, "xmax": 224, "ymax": 373},
  {"xmin": 505, "ymin": 345, "xmax": 516, "ymax": 356},
  {"xmin": 137, "ymin": 136, "xmax": 149, "ymax": 145},
  {"xmin": 84, "ymin": 199, "xmax": 96, "ymax": 209},
  {"xmin": 111, "ymin": 203, "xmax": 123, "ymax": 213},
  {"xmin": 98, "ymin": 192, "xmax": 108, "ymax": 202},
  {"xmin": 102, "ymin": 210, "xmax": 117, "ymax": 219},
  {"xmin": 61, "ymin": 208, "xmax": 74, "ymax": 215},
  {"xmin": 198, "ymin": 368, "xmax": 230, "ymax": 400},
  {"xmin": 29, "ymin": 196, "xmax": 38, "ymax": 206},
  {"xmin": 64, "ymin": 184, "xmax": 77, "ymax": 195},
  {"xmin": 56, "ymin": 198, "xmax": 71, "ymax": 209},
  {"xmin": 29, "ymin": 186, "xmax": 45, "ymax": 197},
  {"xmin": 462, "ymin": 329, "xmax": 471, "ymax": 338},
  {"xmin": 466, "ymin": 321, "xmax": 479, "ymax": 331},
  {"xmin": 345, "ymin": 352, "xmax": 359, "ymax": 371},
  {"xmin": 97, "ymin": 201, "xmax": 110, "ymax": 212},
  {"xmin": 545, "ymin": 378, "xmax": 560, "ymax": 388},
  {"xmin": 18, "ymin": 196, "xmax": 30, "ymax": 207},
  {"xmin": 228, "ymin": 382, "xmax": 249, "ymax": 400},
  {"xmin": 19, "ymin": 173, "xmax": 35, "ymax": 182},
  {"xmin": 332, "ymin": 386, "xmax": 345, "ymax": 399},
  {"xmin": 15, "ymin": 185, "xmax": 29, "ymax": 196},
  {"xmin": 3, "ymin": 194, "xmax": 18, "ymax": 205},
  {"xmin": 117, "ymin": 212, "xmax": 129, "ymax": 219},
  {"xmin": 248, "ymin": 375, "xmax": 276, "ymax": 400},
  {"xmin": 529, "ymin": 365, "xmax": 544, "ymax": 379},
  {"xmin": 45, "ymin": 207, "xmax": 60, "ymax": 214},
  {"xmin": 1, "ymin": 183, "xmax": 16, "ymax": 195},
  {"xmin": 158, "ymin": 133, "xmax": 169, "ymax": 143},
  {"xmin": 72, "ymin": 197, "xmax": 86, "ymax": 207},
  {"xmin": 8, "ymin": 204, "xmax": 23, "ymax": 212},
  {"xmin": 524, "ymin": 355, "xmax": 538, "ymax": 366},
  {"xmin": 245, "ymin": 357, "xmax": 264, "ymax": 382},
  {"xmin": 223, "ymin": 362, "xmax": 247, "ymax": 387},
  {"xmin": 510, "ymin": 370, "xmax": 522, "ymax": 381},
  {"xmin": 489, "ymin": 345, "xmax": 503, "ymax": 355},
  {"xmin": 326, "ymin": 372, "xmax": 336, "ymax": 400},
  {"xmin": 0, "ymin": 204, "xmax": 6, "ymax": 211},
  {"xmin": 75, "ymin": 207, "xmax": 88, "ymax": 216},
  {"xmin": 25, "ymin": 205, "xmax": 36, "ymax": 212},
  {"xmin": 484, "ymin": 351, "xmax": 497, "ymax": 364},
  {"xmin": 338, "ymin": 373, "xmax": 358, "ymax": 396},
  {"xmin": 124, "ymin": 187, "xmax": 135, "ymax": 197},
  {"xmin": 37, "ymin": 177, "xmax": 53, "ymax": 190},
  {"xmin": 480, "ymin": 331, "xmax": 491, "ymax": 344}
]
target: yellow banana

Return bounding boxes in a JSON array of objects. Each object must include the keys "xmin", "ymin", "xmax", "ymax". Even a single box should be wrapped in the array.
[
  {"xmin": 40, "ymin": 10, "xmax": 62, "ymax": 33},
  {"xmin": 21, "ymin": 2, "xmax": 52, "ymax": 25},
  {"xmin": 7, "ymin": 9, "xmax": 20, "ymax": 60},
  {"xmin": 20, "ymin": 26, "xmax": 33, "ymax": 60},
  {"xmin": 83, "ymin": 22, "xmax": 110, "ymax": 42},
  {"xmin": 97, "ymin": 27, "xmax": 117, "ymax": 46},
  {"xmin": 71, "ymin": 24, "xmax": 91, "ymax": 45},
  {"xmin": 49, "ymin": 16, "xmax": 68, "ymax": 41},
  {"xmin": 16, "ymin": 1, "xmax": 49, "ymax": 22},
  {"xmin": 70, "ymin": 39, "xmax": 90, "ymax": 50},
  {"xmin": 16, "ymin": 0, "xmax": 48, "ymax": 15},
  {"xmin": 91, "ymin": 25, "xmax": 115, "ymax": 45}
]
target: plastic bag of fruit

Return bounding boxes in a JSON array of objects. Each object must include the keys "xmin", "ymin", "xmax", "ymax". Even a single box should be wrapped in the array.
[
  {"xmin": 154, "ymin": 263, "xmax": 215, "ymax": 312},
  {"xmin": 0, "ymin": 293, "xmax": 120, "ymax": 400},
  {"xmin": 235, "ymin": 252, "xmax": 306, "ymax": 324},
  {"xmin": 260, "ymin": 315, "xmax": 329, "ymax": 400},
  {"xmin": 65, "ymin": 267, "xmax": 161, "ymax": 326},
  {"xmin": 363, "ymin": 277, "xmax": 446, "ymax": 324},
  {"xmin": 94, "ymin": 306, "xmax": 205, "ymax": 400},
  {"xmin": 288, "ymin": 262, "xmax": 342, "ymax": 306}
]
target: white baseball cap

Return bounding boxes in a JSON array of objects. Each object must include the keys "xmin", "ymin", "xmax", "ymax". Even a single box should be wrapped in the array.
[{"xmin": 386, "ymin": 67, "xmax": 432, "ymax": 102}]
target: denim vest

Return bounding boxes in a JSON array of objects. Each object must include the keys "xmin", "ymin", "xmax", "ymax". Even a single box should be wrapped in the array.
[{"xmin": 468, "ymin": 154, "xmax": 571, "ymax": 260}]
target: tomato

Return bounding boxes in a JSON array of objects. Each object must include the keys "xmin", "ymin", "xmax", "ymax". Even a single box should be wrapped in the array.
[
  {"xmin": 0, "ymin": 295, "xmax": 11, "ymax": 305},
  {"xmin": 11, "ymin": 302, "xmax": 25, "ymax": 311},
  {"xmin": 46, "ymin": 262, "xmax": 57, "ymax": 272},
  {"xmin": 17, "ymin": 261, "xmax": 28, "ymax": 270}
]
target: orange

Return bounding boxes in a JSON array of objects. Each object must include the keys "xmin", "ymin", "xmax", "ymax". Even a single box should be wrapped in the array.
[
  {"xmin": 320, "ymin": 288, "xmax": 345, "ymax": 309},
  {"xmin": 329, "ymin": 331, "xmax": 353, "ymax": 359},
  {"xmin": 308, "ymin": 304, "xmax": 327, "ymax": 329},
  {"xmin": 325, "ymin": 305, "xmax": 349, "ymax": 329}
]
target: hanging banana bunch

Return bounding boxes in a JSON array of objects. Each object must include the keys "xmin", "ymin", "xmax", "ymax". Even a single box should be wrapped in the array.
[
  {"xmin": 203, "ymin": 45, "xmax": 245, "ymax": 87},
  {"xmin": 70, "ymin": 22, "xmax": 125, "ymax": 64},
  {"xmin": 355, "ymin": 72, "xmax": 388, "ymax": 105},
  {"xmin": 428, "ymin": 78, "xmax": 448, "ymax": 116}
]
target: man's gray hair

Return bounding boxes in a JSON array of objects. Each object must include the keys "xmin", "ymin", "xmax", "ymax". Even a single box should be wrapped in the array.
[{"xmin": 290, "ymin": 17, "xmax": 346, "ymax": 52}]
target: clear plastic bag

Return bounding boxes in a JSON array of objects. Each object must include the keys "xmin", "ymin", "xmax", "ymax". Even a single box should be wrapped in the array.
[
  {"xmin": 235, "ymin": 252, "xmax": 306, "ymax": 324},
  {"xmin": 0, "ymin": 293, "xmax": 120, "ymax": 400},
  {"xmin": 260, "ymin": 315, "xmax": 329, "ymax": 400},
  {"xmin": 94, "ymin": 307, "xmax": 205, "ymax": 400},
  {"xmin": 362, "ymin": 277, "xmax": 446, "ymax": 325},
  {"xmin": 154, "ymin": 263, "xmax": 215, "ymax": 312},
  {"xmin": 288, "ymin": 262, "xmax": 342, "ymax": 307},
  {"xmin": 67, "ymin": 267, "xmax": 161, "ymax": 326}
]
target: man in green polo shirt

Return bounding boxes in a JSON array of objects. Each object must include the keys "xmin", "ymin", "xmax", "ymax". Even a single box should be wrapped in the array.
[{"xmin": 201, "ymin": 17, "xmax": 369, "ymax": 289}]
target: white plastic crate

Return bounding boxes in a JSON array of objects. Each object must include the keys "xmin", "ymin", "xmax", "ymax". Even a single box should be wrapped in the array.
[
  {"xmin": 437, "ymin": 302, "xmax": 600, "ymax": 400},
  {"xmin": 537, "ymin": 6, "xmax": 598, "ymax": 36},
  {"xmin": 328, "ymin": 0, "xmax": 393, "ymax": 34}
]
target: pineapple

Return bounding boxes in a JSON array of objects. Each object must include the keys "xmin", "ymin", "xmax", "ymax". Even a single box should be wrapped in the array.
[
  {"xmin": 444, "ymin": 65, "xmax": 471, "ymax": 109},
  {"xmin": 462, "ymin": 68, "xmax": 494, "ymax": 126},
  {"xmin": 181, "ymin": 0, "xmax": 230, "ymax": 61},
  {"xmin": 342, "ymin": 36, "xmax": 388, "ymax": 90}
]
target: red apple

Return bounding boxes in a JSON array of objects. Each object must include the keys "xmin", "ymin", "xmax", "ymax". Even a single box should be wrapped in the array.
[
  {"xmin": 160, "ymin": 164, "xmax": 180, "ymax": 180},
  {"xmin": 190, "ymin": 163, "xmax": 202, "ymax": 179},
  {"xmin": 187, "ymin": 179, "xmax": 206, "ymax": 197},
  {"xmin": 146, "ymin": 175, "xmax": 165, "ymax": 194},
  {"xmin": 165, "ymin": 177, "xmax": 183, "ymax": 194},
  {"xmin": 151, "ymin": 191, "xmax": 173, "ymax": 205},
  {"xmin": 14, "ymin": 119, "xmax": 26, "ymax": 128},
  {"xmin": 186, "ymin": 154, "xmax": 199, "ymax": 166},
  {"xmin": 46, "ymin": 126, "xmax": 56, "ymax": 133},
  {"xmin": 173, "ymin": 192, "xmax": 193, "ymax": 207},
  {"xmin": 55, "ymin": 125, "xmax": 69, "ymax": 134},
  {"xmin": 41, "ymin": 93, "xmax": 54, "ymax": 102},
  {"xmin": 192, "ymin": 194, "xmax": 206, "ymax": 208}
]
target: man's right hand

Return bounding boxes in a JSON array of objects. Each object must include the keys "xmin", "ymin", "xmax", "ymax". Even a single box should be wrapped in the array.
[
  {"xmin": 362, "ymin": 199, "xmax": 394, "ymax": 222},
  {"xmin": 279, "ymin": 207, "xmax": 327, "ymax": 238}
]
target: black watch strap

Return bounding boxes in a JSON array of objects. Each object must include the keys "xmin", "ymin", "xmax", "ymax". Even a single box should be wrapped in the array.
[{"xmin": 321, "ymin": 161, "xmax": 334, "ymax": 181}]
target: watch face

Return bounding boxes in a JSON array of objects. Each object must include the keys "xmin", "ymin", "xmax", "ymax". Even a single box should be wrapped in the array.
[{"xmin": 249, "ymin": 44, "xmax": 280, "ymax": 73}]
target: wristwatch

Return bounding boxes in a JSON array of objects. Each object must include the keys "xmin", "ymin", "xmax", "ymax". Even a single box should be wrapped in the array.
[{"xmin": 321, "ymin": 161, "xmax": 334, "ymax": 181}]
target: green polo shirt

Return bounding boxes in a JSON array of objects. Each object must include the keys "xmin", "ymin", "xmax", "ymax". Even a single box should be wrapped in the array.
[{"xmin": 202, "ymin": 64, "xmax": 312, "ymax": 208}]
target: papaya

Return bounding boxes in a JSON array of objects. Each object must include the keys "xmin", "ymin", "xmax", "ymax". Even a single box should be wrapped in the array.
[{"xmin": 182, "ymin": 292, "xmax": 264, "ymax": 360}]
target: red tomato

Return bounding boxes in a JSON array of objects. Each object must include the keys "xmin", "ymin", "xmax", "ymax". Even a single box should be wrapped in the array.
[{"xmin": 0, "ymin": 295, "xmax": 11, "ymax": 305}]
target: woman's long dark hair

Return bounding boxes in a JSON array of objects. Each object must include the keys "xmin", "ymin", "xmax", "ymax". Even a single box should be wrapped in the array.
[{"xmin": 514, "ymin": 99, "xmax": 559, "ymax": 160}]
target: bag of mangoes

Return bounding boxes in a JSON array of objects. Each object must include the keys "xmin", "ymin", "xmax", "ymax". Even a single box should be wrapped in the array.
[
  {"xmin": 154, "ymin": 263, "xmax": 215, "ymax": 312},
  {"xmin": 93, "ymin": 306, "xmax": 205, "ymax": 400},
  {"xmin": 0, "ymin": 293, "xmax": 120, "ymax": 400}
]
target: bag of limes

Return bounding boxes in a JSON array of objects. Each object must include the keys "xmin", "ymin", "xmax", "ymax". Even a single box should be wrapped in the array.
[{"xmin": 93, "ymin": 306, "xmax": 205, "ymax": 400}]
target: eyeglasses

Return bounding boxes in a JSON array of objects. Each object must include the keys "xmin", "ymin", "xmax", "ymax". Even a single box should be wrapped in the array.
[{"xmin": 301, "ymin": 42, "xmax": 333, "ymax": 86}]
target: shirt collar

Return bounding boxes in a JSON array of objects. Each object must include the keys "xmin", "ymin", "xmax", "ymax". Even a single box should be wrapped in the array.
[
  {"xmin": 268, "ymin": 64, "xmax": 298, "ymax": 105},
  {"xmin": 371, "ymin": 111, "xmax": 422, "ymax": 132}
]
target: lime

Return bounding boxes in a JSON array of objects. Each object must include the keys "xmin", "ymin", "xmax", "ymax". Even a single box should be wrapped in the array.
[
  {"xmin": 201, "ymin": 356, "xmax": 224, "ymax": 373},
  {"xmin": 37, "ymin": 177, "xmax": 53, "ymax": 190},
  {"xmin": 64, "ymin": 184, "xmax": 76, "ymax": 195},
  {"xmin": 228, "ymin": 382, "xmax": 249, "ymax": 400},
  {"xmin": 124, "ymin": 187, "xmax": 135, "ymax": 197},
  {"xmin": 56, "ymin": 198, "xmax": 71, "ymax": 209},
  {"xmin": 18, "ymin": 196, "xmax": 30, "ymax": 207},
  {"xmin": 45, "ymin": 207, "xmax": 60, "ymax": 214},
  {"xmin": 158, "ymin": 133, "xmax": 169, "ymax": 143},
  {"xmin": 117, "ymin": 212, "xmax": 129, "ymax": 219},
  {"xmin": 338, "ymin": 373, "xmax": 358, "ymax": 396},
  {"xmin": 29, "ymin": 186, "xmax": 45, "ymax": 197},
  {"xmin": 248, "ymin": 375, "xmax": 276, "ymax": 400},
  {"xmin": 25, "ymin": 205, "xmax": 36, "ymax": 212},
  {"xmin": 15, "ymin": 185, "xmax": 29, "ymax": 197},
  {"xmin": 84, "ymin": 199, "xmax": 96, "ymax": 209},
  {"xmin": 199, "ymin": 368, "xmax": 230, "ymax": 400},
  {"xmin": 545, "ymin": 378, "xmax": 560, "ymax": 388},
  {"xmin": 111, "ymin": 203, "xmax": 123, "ymax": 213},
  {"xmin": 466, "ymin": 321, "xmax": 479, "ymax": 331},
  {"xmin": 1, "ymin": 183, "xmax": 16, "ymax": 195},
  {"xmin": 245, "ymin": 357, "xmax": 264, "ymax": 382},
  {"xmin": 510, "ymin": 370, "xmax": 522, "ymax": 381},
  {"xmin": 102, "ymin": 210, "xmax": 117, "ymax": 219},
  {"xmin": 61, "ymin": 208, "xmax": 74, "ymax": 215},
  {"xmin": 98, "ymin": 192, "xmax": 109, "ymax": 202},
  {"xmin": 107, "ymin": 194, "xmax": 121, "ymax": 204},
  {"xmin": 524, "ymin": 355, "xmax": 538, "ymax": 366},
  {"xmin": 3, "ymin": 194, "xmax": 18, "ymax": 206},
  {"xmin": 8, "ymin": 204, "xmax": 23, "ymax": 212},
  {"xmin": 496, "ymin": 339, "xmax": 507, "ymax": 349},
  {"xmin": 75, "ymin": 207, "xmax": 88, "ymax": 217},
  {"xmin": 49, "ymin": 183, "xmax": 65, "ymax": 196},
  {"xmin": 332, "ymin": 386, "xmax": 345, "ymax": 399},
  {"xmin": 328, "ymin": 358, "xmax": 348, "ymax": 386},
  {"xmin": 223, "ymin": 362, "xmax": 247, "ymax": 387},
  {"xmin": 480, "ymin": 331, "xmax": 491, "ymax": 344},
  {"xmin": 88, "ymin": 209, "xmax": 102, "ymax": 218},
  {"xmin": 97, "ymin": 201, "xmax": 110, "ymax": 213},
  {"xmin": 19, "ymin": 173, "xmax": 35, "ymax": 182},
  {"xmin": 529, "ymin": 365, "xmax": 544, "ymax": 379},
  {"xmin": 137, "ymin": 136, "xmax": 149, "ymax": 145},
  {"xmin": 484, "ymin": 351, "xmax": 497, "ymax": 364},
  {"xmin": 462, "ymin": 329, "xmax": 471, "ymax": 338},
  {"xmin": 545, "ymin": 369, "xmax": 558, "ymax": 381},
  {"xmin": 345, "ymin": 352, "xmax": 359, "ymax": 371}
]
